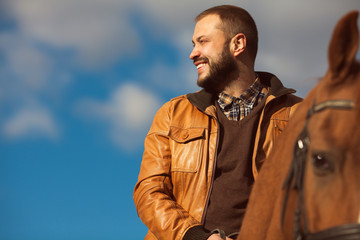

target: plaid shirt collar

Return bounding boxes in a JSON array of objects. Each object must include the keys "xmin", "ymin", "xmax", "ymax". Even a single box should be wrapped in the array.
[{"xmin": 217, "ymin": 77, "xmax": 267, "ymax": 121}]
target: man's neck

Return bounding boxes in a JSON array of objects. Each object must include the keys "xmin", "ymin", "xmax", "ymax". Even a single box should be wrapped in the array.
[{"xmin": 221, "ymin": 71, "xmax": 257, "ymax": 97}]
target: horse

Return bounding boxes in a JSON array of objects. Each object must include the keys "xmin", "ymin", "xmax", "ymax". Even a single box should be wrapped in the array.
[{"xmin": 237, "ymin": 10, "xmax": 360, "ymax": 240}]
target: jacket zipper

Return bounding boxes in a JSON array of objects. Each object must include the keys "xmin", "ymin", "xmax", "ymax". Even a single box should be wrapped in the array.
[{"xmin": 200, "ymin": 114, "xmax": 220, "ymax": 225}]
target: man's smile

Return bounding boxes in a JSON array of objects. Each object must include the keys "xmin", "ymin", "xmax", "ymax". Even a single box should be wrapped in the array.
[
  {"xmin": 194, "ymin": 58, "xmax": 209, "ymax": 73},
  {"xmin": 196, "ymin": 63, "xmax": 207, "ymax": 69}
]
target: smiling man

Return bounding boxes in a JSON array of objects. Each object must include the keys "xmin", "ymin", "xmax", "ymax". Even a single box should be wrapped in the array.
[{"xmin": 134, "ymin": 5, "xmax": 302, "ymax": 240}]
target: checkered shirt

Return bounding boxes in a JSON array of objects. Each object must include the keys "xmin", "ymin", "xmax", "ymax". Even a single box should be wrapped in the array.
[{"xmin": 217, "ymin": 77, "xmax": 267, "ymax": 121}]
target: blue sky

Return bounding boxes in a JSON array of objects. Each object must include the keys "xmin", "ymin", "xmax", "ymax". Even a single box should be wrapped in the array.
[{"xmin": 1, "ymin": 0, "xmax": 359, "ymax": 239}]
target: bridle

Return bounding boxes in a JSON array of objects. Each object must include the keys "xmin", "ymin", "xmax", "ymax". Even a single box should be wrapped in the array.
[{"xmin": 281, "ymin": 99, "xmax": 360, "ymax": 240}]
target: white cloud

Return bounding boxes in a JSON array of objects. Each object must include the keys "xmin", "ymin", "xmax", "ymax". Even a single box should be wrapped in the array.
[
  {"xmin": 138, "ymin": 0, "xmax": 241, "ymax": 32},
  {"xmin": 0, "ymin": 31, "xmax": 71, "ymax": 114},
  {"xmin": 7, "ymin": 0, "xmax": 141, "ymax": 68},
  {"xmin": 75, "ymin": 83, "xmax": 162, "ymax": 150},
  {"xmin": 0, "ymin": 32, "xmax": 52, "ymax": 91},
  {"xmin": 2, "ymin": 106, "xmax": 59, "ymax": 140},
  {"xmin": 110, "ymin": 84, "xmax": 162, "ymax": 129}
]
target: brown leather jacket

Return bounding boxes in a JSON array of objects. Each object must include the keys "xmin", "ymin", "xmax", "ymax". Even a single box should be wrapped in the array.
[{"xmin": 133, "ymin": 72, "xmax": 302, "ymax": 240}]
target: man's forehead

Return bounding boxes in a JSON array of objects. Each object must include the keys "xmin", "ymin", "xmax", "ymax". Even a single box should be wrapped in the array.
[
  {"xmin": 195, "ymin": 14, "xmax": 222, "ymax": 29},
  {"xmin": 192, "ymin": 15, "xmax": 223, "ymax": 39}
]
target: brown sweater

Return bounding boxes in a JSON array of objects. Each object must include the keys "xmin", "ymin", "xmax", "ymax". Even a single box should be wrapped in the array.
[{"xmin": 203, "ymin": 99, "xmax": 266, "ymax": 235}]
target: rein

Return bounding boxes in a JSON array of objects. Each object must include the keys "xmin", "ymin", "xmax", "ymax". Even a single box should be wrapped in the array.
[{"xmin": 281, "ymin": 99, "xmax": 358, "ymax": 240}]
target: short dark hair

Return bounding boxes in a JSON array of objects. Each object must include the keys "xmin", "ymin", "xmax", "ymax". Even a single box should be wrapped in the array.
[{"xmin": 196, "ymin": 5, "xmax": 258, "ymax": 62}]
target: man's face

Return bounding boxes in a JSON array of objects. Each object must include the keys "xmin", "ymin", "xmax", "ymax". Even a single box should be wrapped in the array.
[{"xmin": 190, "ymin": 14, "xmax": 237, "ymax": 92}]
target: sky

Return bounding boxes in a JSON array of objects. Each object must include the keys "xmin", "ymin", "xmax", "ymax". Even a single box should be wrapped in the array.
[{"xmin": 1, "ymin": 0, "xmax": 359, "ymax": 239}]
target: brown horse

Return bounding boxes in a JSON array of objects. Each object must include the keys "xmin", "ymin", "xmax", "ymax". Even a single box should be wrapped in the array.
[{"xmin": 238, "ymin": 11, "xmax": 360, "ymax": 240}]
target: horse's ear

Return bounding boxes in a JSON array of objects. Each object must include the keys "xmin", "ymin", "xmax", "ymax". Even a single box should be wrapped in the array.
[{"xmin": 328, "ymin": 10, "xmax": 359, "ymax": 82}]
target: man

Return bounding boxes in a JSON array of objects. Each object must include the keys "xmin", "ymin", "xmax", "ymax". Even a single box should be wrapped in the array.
[{"xmin": 133, "ymin": 5, "xmax": 302, "ymax": 240}]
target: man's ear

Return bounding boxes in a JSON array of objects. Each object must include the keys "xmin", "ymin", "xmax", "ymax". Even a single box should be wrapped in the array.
[{"xmin": 231, "ymin": 33, "xmax": 246, "ymax": 57}]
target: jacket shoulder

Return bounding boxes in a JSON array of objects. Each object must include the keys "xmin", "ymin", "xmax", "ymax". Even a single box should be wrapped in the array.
[
  {"xmin": 155, "ymin": 94, "xmax": 189, "ymax": 114},
  {"xmin": 268, "ymin": 93, "xmax": 302, "ymax": 121},
  {"xmin": 285, "ymin": 93, "xmax": 303, "ymax": 105},
  {"xmin": 147, "ymin": 94, "xmax": 198, "ymax": 134},
  {"xmin": 169, "ymin": 94, "xmax": 189, "ymax": 104}
]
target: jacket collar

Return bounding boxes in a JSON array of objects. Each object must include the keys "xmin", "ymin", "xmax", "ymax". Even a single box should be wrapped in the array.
[{"xmin": 186, "ymin": 71, "xmax": 296, "ymax": 112}]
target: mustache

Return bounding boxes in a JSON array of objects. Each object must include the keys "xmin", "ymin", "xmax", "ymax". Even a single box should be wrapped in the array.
[{"xmin": 193, "ymin": 57, "xmax": 209, "ymax": 64}]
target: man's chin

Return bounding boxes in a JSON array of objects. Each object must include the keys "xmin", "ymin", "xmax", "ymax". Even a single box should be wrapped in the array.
[
  {"xmin": 197, "ymin": 77, "xmax": 220, "ymax": 93},
  {"xmin": 197, "ymin": 77, "xmax": 208, "ymax": 89},
  {"xmin": 197, "ymin": 77, "xmax": 205, "ymax": 88}
]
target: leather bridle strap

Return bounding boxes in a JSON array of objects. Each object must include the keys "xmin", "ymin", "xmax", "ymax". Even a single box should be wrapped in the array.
[
  {"xmin": 306, "ymin": 223, "xmax": 360, "ymax": 240},
  {"xmin": 281, "ymin": 99, "xmax": 356, "ymax": 240},
  {"xmin": 306, "ymin": 99, "xmax": 355, "ymax": 117}
]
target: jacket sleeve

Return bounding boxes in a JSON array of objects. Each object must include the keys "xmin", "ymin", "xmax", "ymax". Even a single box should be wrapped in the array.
[{"xmin": 133, "ymin": 101, "xmax": 202, "ymax": 240}]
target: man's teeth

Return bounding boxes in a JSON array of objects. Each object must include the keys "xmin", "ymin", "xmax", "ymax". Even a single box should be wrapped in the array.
[{"xmin": 197, "ymin": 63, "xmax": 206, "ymax": 69}]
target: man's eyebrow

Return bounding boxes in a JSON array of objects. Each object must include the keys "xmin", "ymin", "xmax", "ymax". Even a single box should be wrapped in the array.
[{"xmin": 192, "ymin": 35, "xmax": 206, "ymax": 44}]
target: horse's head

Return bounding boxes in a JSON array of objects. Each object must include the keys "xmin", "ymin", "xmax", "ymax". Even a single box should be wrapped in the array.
[{"xmin": 284, "ymin": 10, "xmax": 360, "ymax": 239}]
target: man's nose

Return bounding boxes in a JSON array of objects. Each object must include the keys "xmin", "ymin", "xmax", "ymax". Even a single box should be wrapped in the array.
[{"xmin": 189, "ymin": 46, "xmax": 200, "ymax": 60}]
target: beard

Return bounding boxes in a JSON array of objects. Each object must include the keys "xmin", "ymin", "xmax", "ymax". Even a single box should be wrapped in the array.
[{"xmin": 197, "ymin": 45, "xmax": 238, "ymax": 93}]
